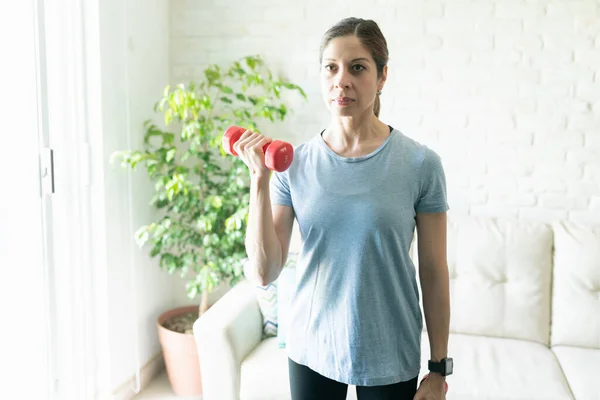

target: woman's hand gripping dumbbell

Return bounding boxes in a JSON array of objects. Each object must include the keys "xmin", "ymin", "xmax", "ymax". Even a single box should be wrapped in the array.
[{"xmin": 222, "ymin": 126, "xmax": 294, "ymax": 175}]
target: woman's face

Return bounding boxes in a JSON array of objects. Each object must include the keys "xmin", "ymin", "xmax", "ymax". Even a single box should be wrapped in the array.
[{"xmin": 320, "ymin": 35, "xmax": 386, "ymax": 117}]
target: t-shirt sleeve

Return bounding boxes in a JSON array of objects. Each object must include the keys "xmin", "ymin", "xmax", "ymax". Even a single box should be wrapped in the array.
[
  {"xmin": 415, "ymin": 148, "xmax": 450, "ymax": 213},
  {"xmin": 270, "ymin": 170, "xmax": 293, "ymax": 207}
]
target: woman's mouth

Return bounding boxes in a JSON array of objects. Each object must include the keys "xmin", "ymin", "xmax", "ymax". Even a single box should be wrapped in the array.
[{"xmin": 333, "ymin": 97, "xmax": 354, "ymax": 106}]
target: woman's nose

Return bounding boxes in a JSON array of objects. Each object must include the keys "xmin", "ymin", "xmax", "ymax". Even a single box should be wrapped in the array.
[{"xmin": 334, "ymin": 69, "xmax": 350, "ymax": 89}]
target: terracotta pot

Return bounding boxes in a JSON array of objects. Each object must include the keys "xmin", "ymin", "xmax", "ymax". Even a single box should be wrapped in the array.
[{"xmin": 157, "ymin": 305, "xmax": 204, "ymax": 397}]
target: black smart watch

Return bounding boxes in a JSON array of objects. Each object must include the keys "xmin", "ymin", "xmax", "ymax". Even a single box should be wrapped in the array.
[{"xmin": 428, "ymin": 357, "xmax": 453, "ymax": 376}]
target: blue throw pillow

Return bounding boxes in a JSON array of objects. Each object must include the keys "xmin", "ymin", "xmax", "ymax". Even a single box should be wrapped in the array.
[{"xmin": 242, "ymin": 253, "xmax": 298, "ymax": 340}]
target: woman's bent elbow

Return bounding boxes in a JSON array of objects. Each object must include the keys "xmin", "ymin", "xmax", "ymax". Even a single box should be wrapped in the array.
[{"xmin": 254, "ymin": 261, "xmax": 282, "ymax": 287}]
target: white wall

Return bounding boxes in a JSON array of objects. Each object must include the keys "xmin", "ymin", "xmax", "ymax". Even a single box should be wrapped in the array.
[
  {"xmin": 171, "ymin": 0, "xmax": 600, "ymax": 224},
  {"xmin": 95, "ymin": 0, "xmax": 175, "ymax": 394},
  {"xmin": 93, "ymin": 0, "xmax": 247, "ymax": 395}
]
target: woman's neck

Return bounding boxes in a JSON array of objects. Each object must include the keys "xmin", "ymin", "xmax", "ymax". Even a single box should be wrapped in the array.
[{"xmin": 322, "ymin": 113, "xmax": 390, "ymax": 157}]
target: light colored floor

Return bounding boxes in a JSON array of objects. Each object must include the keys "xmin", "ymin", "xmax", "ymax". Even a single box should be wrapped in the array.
[{"xmin": 133, "ymin": 371, "xmax": 202, "ymax": 400}]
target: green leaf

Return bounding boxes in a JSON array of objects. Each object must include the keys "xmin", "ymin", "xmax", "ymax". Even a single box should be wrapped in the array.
[
  {"xmin": 283, "ymin": 82, "xmax": 308, "ymax": 99},
  {"xmin": 187, "ymin": 282, "xmax": 199, "ymax": 299},
  {"xmin": 272, "ymin": 84, "xmax": 281, "ymax": 98},
  {"xmin": 205, "ymin": 67, "xmax": 220, "ymax": 83},
  {"xmin": 167, "ymin": 262, "xmax": 177, "ymax": 274},
  {"xmin": 162, "ymin": 132, "xmax": 175, "ymax": 145},
  {"xmin": 166, "ymin": 148, "xmax": 176, "ymax": 162},
  {"xmin": 246, "ymin": 57, "xmax": 257, "ymax": 70},
  {"xmin": 109, "ymin": 150, "xmax": 126, "ymax": 165},
  {"xmin": 278, "ymin": 104, "xmax": 287, "ymax": 119},
  {"xmin": 197, "ymin": 217, "xmax": 213, "ymax": 232},
  {"xmin": 201, "ymin": 95, "xmax": 211, "ymax": 109},
  {"xmin": 150, "ymin": 245, "xmax": 161, "ymax": 257},
  {"xmin": 211, "ymin": 196, "xmax": 223, "ymax": 208},
  {"xmin": 135, "ymin": 226, "xmax": 150, "ymax": 247},
  {"xmin": 144, "ymin": 128, "xmax": 164, "ymax": 145}
]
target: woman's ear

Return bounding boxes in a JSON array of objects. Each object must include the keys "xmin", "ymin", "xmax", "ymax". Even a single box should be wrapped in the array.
[{"xmin": 378, "ymin": 65, "xmax": 388, "ymax": 92}]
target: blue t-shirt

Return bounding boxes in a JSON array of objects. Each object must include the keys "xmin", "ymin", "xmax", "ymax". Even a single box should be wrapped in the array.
[{"xmin": 270, "ymin": 126, "xmax": 449, "ymax": 386}]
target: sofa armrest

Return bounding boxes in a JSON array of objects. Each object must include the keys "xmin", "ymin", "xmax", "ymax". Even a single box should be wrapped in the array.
[{"xmin": 193, "ymin": 279, "xmax": 263, "ymax": 400}]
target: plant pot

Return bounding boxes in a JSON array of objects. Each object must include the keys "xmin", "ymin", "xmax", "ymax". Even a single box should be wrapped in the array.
[{"xmin": 157, "ymin": 305, "xmax": 205, "ymax": 397}]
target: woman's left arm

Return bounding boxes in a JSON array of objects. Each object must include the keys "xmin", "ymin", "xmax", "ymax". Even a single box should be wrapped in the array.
[{"xmin": 416, "ymin": 211, "xmax": 450, "ymax": 366}]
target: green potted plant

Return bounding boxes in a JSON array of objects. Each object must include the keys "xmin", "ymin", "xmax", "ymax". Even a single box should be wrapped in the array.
[{"xmin": 111, "ymin": 55, "xmax": 306, "ymax": 396}]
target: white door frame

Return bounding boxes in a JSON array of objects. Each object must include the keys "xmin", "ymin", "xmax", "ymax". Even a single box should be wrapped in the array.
[
  {"xmin": 38, "ymin": 0, "xmax": 108, "ymax": 398},
  {"xmin": 0, "ymin": 0, "xmax": 54, "ymax": 398}
]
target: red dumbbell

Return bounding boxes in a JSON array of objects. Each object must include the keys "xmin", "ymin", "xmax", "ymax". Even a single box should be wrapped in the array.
[
  {"xmin": 222, "ymin": 126, "xmax": 294, "ymax": 172},
  {"xmin": 419, "ymin": 374, "xmax": 449, "ymax": 394}
]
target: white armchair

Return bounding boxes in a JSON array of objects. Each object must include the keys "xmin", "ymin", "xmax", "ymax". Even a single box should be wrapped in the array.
[
  {"xmin": 193, "ymin": 279, "xmax": 264, "ymax": 400},
  {"xmin": 193, "ymin": 278, "xmax": 359, "ymax": 400}
]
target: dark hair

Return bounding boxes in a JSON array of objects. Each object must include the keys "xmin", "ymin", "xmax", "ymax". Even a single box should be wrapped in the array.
[{"xmin": 319, "ymin": 18, "xmax": 389, "ymax": 117}]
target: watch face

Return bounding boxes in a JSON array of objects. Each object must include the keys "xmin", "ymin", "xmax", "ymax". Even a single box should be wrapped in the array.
[{"xmin": 445, "ymin": 358, "xmax": 453, "ymax": 374}]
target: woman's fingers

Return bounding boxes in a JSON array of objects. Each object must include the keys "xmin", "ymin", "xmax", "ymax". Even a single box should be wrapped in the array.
[
  {"xmin": 247, "ymin": 135, "xmax": 272, "ymax": 153},
  {"xmin": 232, "ymin": 129, "xmax": 254, "ymax": 155},
  {"xmin": 231, "ymin": 130, "xmax": 273, "ymax": 177}
]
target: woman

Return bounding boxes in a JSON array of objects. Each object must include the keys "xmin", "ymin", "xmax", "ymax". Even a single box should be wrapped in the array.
[{"xmin": 235, "ymin": 17, "xmax": 452, "ymax": 400}]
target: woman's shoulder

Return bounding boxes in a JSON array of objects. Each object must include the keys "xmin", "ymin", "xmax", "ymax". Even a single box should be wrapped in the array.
[
  {"xmin": 390, "ymin": 128, "xmax": 440, "ymax": 164},
  {"xmin": 289, "ymin": 131, "xmax": 322, "ymax": 156},
  {"xmin": 273, "ymin": 132, "xmax": 321, "ymax": 178}
]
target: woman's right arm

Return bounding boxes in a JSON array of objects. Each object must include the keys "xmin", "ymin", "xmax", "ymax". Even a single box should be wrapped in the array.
[
  {"xmin": 245, "ymin": 177, "xmax": 294, "ymax": 286},
  {"xmin": 232, "ymin": 130, "xmax": 295, "ymax": 286}
]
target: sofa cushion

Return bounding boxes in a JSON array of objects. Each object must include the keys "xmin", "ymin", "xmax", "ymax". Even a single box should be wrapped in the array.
[
  {"xmin": 551, "ymin": 223, "xmax": 600, "ymax": 349},
  {"xmin": 240, "ymin": 337, "xmax": 358, "ymax": 400},
  {"xmin": 552, "ymin": 345, "xmax": 600, "ymax": 400},
  {"xmin": 240, "ymin": 334, "xmax": 574, "ymax": 400},
  {"xmin": 420, "ymin": 332, "xmax": 573, "ymax": 400},
  {"xmin": 447, "ymin": 216, "xmax": 553, "ymax": 345}
]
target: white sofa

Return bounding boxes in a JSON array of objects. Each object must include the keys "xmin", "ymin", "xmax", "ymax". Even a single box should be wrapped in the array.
[{"xmin": 193, "ymin": 215, "xmax": 600, "ymax": 400}]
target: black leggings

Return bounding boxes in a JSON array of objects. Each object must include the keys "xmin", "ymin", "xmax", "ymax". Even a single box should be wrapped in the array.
[{"xmin": 288, "ymin": 358, "xmax": 418, "ymax": 400}]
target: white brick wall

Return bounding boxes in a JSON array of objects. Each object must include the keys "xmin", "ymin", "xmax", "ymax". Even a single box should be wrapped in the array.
[{"xmin": 170, "ymin": 0, "xmax": 600, "ymax": 224}]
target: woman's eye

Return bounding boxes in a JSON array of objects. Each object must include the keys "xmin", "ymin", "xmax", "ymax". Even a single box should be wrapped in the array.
[{"xmin": 324, "ymin": 64, "xmax": 364, "ymax": 72}]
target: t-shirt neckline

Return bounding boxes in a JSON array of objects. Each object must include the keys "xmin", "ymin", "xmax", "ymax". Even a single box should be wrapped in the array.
[{"xmin": 318, "ymin": 125, "xmax": 396, "ymax": 163}]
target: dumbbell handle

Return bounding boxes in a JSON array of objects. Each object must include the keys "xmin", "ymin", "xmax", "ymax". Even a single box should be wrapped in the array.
[{"xmin": 222, "ymin": 126, "xmax": 294, "ymax": 172}]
